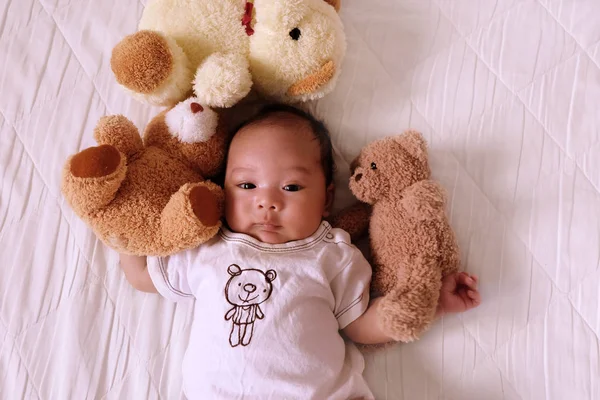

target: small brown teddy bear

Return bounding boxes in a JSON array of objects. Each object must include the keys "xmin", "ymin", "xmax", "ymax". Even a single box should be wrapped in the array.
[
  {"xmin": 337, "ymin": 130, "xmax": 460, "ymax": 342},
  {"xmin": 61, "ymin": 97, "xmax": 228, "ymax": 256}
]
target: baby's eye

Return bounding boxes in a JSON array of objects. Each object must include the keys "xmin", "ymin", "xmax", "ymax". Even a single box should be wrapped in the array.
[
  {"xmin": 283, "ymin": 184, "xmax": 301, "ymax": 192},
  {"xmin": 238, "ymin": 183, "xmax": 256, "ymax": 190}
]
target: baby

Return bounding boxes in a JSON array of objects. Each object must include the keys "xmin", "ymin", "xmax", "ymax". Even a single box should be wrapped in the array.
[{"xmin": 120, "ymin": 105, "xmax": 481, "ymax": 399}]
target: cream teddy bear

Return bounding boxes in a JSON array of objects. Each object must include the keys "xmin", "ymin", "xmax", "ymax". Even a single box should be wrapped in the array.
[{"xmin": 111, "ymin": 0, "xmax": 345, "ymax": 107}]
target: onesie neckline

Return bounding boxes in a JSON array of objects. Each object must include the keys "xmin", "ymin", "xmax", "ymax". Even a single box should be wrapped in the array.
[{"xmin": 219, "ymin": 221, "xmax": 331, "ymax": 253}]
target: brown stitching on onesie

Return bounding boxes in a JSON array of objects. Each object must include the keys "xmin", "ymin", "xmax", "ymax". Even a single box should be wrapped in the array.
[
  {"xmin": 224, "ymin": 264, "xmax": 277, "ymax": 347},
  {"xmin": 220, "ymin": 222, "xmax": 330, "ymax": 253},
  {"xmin": 335, "ymin": 294, "xmax": 364, "ymax": 319},
  {"xmin": 159, "ymin": 258, "xmax": 193, "ymax": 297}
]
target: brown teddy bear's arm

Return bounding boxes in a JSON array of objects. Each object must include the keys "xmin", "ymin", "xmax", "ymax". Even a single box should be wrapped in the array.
[
  {"xmin": 329, "ymin": 202, "xmax": 372, "ymax": 242},
  {"xmin": 400, "ymin": 180, "xmax": 447, "ymax": 220}
]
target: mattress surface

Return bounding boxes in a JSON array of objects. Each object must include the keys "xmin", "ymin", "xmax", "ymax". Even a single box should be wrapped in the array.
[{"xmin": 1, "ymin": 0, "xmax": 599, "ymax": 399}]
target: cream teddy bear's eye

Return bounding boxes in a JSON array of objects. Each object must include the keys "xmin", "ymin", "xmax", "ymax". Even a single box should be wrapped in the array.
[{"xmin": 289, "ymin": 28, "xmax": 301, "ymax": 41}]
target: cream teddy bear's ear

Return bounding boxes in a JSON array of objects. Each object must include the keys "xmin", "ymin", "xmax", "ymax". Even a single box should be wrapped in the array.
[{"xmin": 323, "ymin": 0, "xmax": 341, "ymax": 12}]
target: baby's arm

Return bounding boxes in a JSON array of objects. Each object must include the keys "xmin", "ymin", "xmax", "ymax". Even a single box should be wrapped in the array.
[
  {"xmin": 343, "ymin": 297, "xmax": 394, "ymax": 344},
  {"xmin": 119, "ymin": 254, "xmax": 157, "ymax": 293},
  {"xmin": 344, "ymin": 272, "xmax": 480, "ymax": 345}
]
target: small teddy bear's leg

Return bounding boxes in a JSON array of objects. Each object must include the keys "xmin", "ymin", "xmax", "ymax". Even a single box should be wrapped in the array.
[
  {"xmin": 193, "ymin": 52, "xmax": 253, "ymax": 108},
  {"xmin": 229, "ymin": 324, "xmax": 241, "ymax": 347},
  {"xmin": 377, "ymin": 257, "xmax": 443, "ymax": 343},
  {"xmin": 160, "ymin": 181, "xmax": 224, "ymax": 251},
  {"xmin": 111, "ymin": 30, "xmax": 194, "ymax": 106},
  {"xmin": 241, "ymin": 323, "xmax": 254, "ymax": 347},
  {"xmin": 61, "ymin": 145, "xmax": 127, "ymax": 215}
]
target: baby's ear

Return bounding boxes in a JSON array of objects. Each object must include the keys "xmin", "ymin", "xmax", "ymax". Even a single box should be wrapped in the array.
[
  {"xmin": 323, "ymin": 183, "xmax": 335, "ymax": 217},
  {"xmin": 265, "ymin": 270, "xmax": 277, "ymax": 283},
  {"xmin": 228, "ymin": 264, "xmax": 242, "ymax": 276}
]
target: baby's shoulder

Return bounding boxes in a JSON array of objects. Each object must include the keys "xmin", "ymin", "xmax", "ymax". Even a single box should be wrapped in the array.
[
  {"xmin": 322, "ymin": 226, "xmax": 353, "ymax": 247},
  {"xmin": 319, "ymin": 225, "xmax": 365, "ymax": 264}
]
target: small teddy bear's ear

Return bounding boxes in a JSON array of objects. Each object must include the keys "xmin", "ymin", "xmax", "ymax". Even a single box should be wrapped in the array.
[
  {"xmin": 265, "ymin": 270, "xmax": 277, "ymax": 283},
  {"xmin": 395, "ymin": 130, "xmax": 428, "ymax": 165},
  {"xmin": 228, "ymin": 264, "xmax": 242, "ymax": 277},
  {"xmin": 324, "ymin": 0, "xmax": 341, "ymax": 12}
]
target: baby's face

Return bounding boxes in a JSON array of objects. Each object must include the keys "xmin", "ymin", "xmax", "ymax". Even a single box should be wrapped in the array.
[{"xmin": 224, "ymin": 117, "xmax": 332, "ymax": 244}]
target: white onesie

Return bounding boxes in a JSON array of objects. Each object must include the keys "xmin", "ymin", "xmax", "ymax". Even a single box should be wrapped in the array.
[{"xmin": 147, "ymin": 221, "xmax": 374, "ymax": 399}]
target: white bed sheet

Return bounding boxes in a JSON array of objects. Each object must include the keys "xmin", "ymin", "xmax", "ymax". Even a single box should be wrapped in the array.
[{"xmin": 1, "ymin": 0, "xmax": 599, "ymax": 399}]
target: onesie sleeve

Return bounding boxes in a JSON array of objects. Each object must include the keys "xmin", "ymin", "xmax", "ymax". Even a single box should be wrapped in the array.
[
  {"xmin": 147, "ymin": 251, "xmax": 195, "ymax": 302},
  {"xmin": 331, "ymin": 247, "xmax": 373, "ymax": 329}
]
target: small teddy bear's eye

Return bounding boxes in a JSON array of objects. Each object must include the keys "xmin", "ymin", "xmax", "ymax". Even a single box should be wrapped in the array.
[
  {"xmin": 289, "ymin": 28, "xmax": 301, "ymax": 41},
  {"xmin": 238, "ymin": 283, "xmax": 241, "ymax": 286},
  {"xmin": 263, "ymin": 289, "xmax": 267, "ymax": 293},
  {"xmin": 371, "ymin": 162, "xmax": 377, "ymax": 170}
]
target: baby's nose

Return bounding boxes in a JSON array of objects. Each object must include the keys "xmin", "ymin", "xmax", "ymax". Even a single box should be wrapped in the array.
[{"xmin": 244, "ymin": 283, "xmax": 256, "ymax": 293}]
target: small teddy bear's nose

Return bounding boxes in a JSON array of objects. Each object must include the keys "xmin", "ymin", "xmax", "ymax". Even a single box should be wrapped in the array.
[
  {"xmin": 244, "ymin": 284, "xmax": 256, "ymax": 293},
  {"xmin": 354, "ymin": 173, "xmax": 363, "ymax": 182}
]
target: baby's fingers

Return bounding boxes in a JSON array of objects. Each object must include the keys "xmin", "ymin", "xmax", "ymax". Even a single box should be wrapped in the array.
[
  {"xmin": 457, "ymin": 272, "xmax": 478, "ymax": 289},
  {"xmin": 467, "ymin": 289, "xmax": 481, "ymax": 307}
]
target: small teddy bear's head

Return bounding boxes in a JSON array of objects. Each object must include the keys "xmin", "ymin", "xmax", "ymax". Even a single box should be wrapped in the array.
[
  {"xmin": 349, "ymin": 131, "xmax": 430, "ymax": 204},
  {"xmin": 225, "ymin": 264, "xmax": 277, "ymax": 307},
  {"xmin": 249, "ymin": 0, "xmax": 346, "ymax": 103}
]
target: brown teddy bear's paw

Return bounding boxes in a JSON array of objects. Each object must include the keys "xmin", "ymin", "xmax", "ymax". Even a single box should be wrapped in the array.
[
  {"xmin": 189, "ymin": 184, "xmax": 221, "ymax": 228},
  {"xmin": 70, "ymin": 145, "xmax": 121, "ymax": 178},
  {"xmin": 111, "ymin": 30, "xmax": 193, "ymax": 106},
  {"xmin": 61, "ymin": 145, "xmax": 127, "ymax": 215},
  {"xmin": 160, "ymin": 182, "xmax": 223, "ymax": 252}
]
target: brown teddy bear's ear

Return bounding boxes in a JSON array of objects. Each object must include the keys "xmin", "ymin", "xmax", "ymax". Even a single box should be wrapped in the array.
[
  {"xmin": 395, "ymin": 130, "xmax": 428, "ymax": 165},
  {"xmin": 324, "ymin": 0, "xmax": 341, "ymax": 12}
]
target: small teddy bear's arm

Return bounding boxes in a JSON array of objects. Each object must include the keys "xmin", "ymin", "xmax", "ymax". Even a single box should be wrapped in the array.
[
  {"xmin": 400, "ymin": 180, "xmax": 447, "ymax": 220},
  {"xmin": 256, "ymin": 307, "xmax": 265, "ymax": 320},
  {"xmin": 225, "ymin": 307, "xmax": 236, "ymax": 321},
  {"xmin": 329, "ymin": 202, "xmax": 372, "ymax": 242}
]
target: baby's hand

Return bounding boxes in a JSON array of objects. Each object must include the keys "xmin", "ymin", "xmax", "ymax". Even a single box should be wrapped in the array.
[{"xmin": 437, "ymin": 272, "xmax": 481, "ymax": 316}]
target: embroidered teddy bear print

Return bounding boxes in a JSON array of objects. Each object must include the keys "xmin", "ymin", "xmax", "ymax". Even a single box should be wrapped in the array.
[{"xmin": 224, "ymin": 264, "xmax": 277, "ymax": 347}]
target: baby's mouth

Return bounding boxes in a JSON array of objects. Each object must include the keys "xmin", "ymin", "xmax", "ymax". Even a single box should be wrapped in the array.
[{"xmin": 255, "ymin": 223, "xmax": 281, "ymax": 232}]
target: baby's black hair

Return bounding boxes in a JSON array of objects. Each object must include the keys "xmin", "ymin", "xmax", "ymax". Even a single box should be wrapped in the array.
[{"xmin": 227, "ymin": 104, "xmax": 336, "ymax": 186}]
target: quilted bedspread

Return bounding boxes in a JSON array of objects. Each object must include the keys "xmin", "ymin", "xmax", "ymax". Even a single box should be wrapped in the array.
[{"xmin": 1, "ymin": 0, "xmax": 599, "ymax": 399}]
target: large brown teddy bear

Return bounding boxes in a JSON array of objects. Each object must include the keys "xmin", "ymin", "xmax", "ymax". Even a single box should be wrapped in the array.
[
  {"xmin": 61, "ymin": 98, "xmax": 228, "ymax": 256},
  {"xmin": 335, "ymin": 131, "xmax": 460, "ymax": 342}
]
